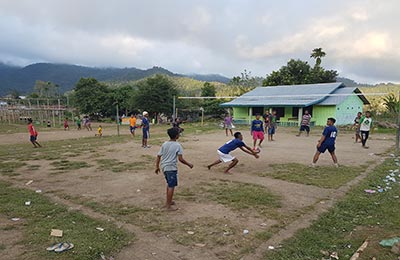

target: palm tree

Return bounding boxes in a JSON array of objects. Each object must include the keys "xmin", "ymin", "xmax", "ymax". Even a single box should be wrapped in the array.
[{"xmin": 310, "ymin": 48, "xmax": 326, "ymax": 67}]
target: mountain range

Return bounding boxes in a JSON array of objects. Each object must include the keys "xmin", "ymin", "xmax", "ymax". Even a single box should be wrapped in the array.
[{"xmin": 0, "ymin": 63, "xmax": 231, "ymax": 96}]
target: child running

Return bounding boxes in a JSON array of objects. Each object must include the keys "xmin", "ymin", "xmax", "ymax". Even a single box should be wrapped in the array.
[
  {"xmin": 95, "ymin": 125, "xmax": 103, "ymax": 137},
  {"xmin": 27, "ymin": 118, "xmax": 41, "ymax": 148},
  {"xmin": 251, "ymin": 113, "xmax": 264, "ymax": 149},
  {"xmin": 155, "ymin": 127, "xmax": 193, "ymax": 211},
  {"xmin": 207, "ymin": 132, "xmax": 259, "ymax": 174},
  {"xmin": 311, "ymin": 117, "xmax": 338, "ymax": 167}
]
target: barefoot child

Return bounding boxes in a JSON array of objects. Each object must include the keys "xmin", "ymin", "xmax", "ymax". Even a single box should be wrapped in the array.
[
  {"xmin": 27, "ymin": 118, "xmax": 41, "ymax": 148},
  {"xmin": 207, "ymin": 132, "xmax": 259, "ymax": 174},
  {"xmin": 95, "ymin": 125, "xmax": 103, "ymax": 137},
  {"xmin": 155, "ymin": 127, "xmax": 193, "ymax": 210},
  {"xmin": 251, "ymin": 113, "xmax": 264, "ymax": 150}
]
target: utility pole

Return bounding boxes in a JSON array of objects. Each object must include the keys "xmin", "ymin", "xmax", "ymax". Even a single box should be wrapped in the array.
[
  {"xmin": 396, "ymin": 91, "xmax": 400, "ymax": 156},
  {"xmin": 116, "ymin": 102, "xmax": 120, "ymax": 136},
  {"xmin": 172, "ymin": 95, "xmax": 176, "ymax": 123}
]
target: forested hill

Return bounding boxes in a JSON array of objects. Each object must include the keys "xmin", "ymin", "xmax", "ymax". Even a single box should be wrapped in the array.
[{"xmin": 0, "ymin": 63, "xmax": 230, "ymax": 96}]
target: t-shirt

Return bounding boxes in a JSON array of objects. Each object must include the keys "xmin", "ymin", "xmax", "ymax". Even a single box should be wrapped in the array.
[
  {"xmin": 158, "ymin": 141, "xmax": 183, "ymax": 172},
  {"xmin": 359, "ymin": 116, "xmax": 372, "ymax": 131},
  {"xmin": 269, "ymin": 115, "xmax": 277, "ymax": 127},
  {"xmin": 251, "ymin": 119, "xmax": 264, "ymax": 132},
  {"xmin": 129, "ymin": 117, "xmax": 137, "ymax": 127},
  {"xmin": 98, "ymin": 127, "xmax": 102, "ymax": 134},
  {"xmin": 142, "ymin": 117, "xmax": 149, "ymax": 130},
  {"xmin": 322, "ymin": 125, "xmax": 337, "ymax": 146},
  {"xmin": 301, "ymin": 114, "xmax": 312, "ymax": 126},
  {"xmin": 218, "ymin": 138, "xmax": 245, "ymax": 154},
  {"xmin": 28, "ymin": 123, "xmax": 37, "ymax": 136},
  {"xmin": 224, "ymin": 116, "xmax": 233, "ymax": 126}
]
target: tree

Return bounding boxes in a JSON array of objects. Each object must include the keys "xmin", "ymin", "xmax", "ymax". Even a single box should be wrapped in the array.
[
  {"xmin": 133, "ymin": 74, "xmax": 178, "ymax": 116},
  {"xmin": 71, "ymin": 78, "xmax": 113, "ymax": 116},
  {"xmin": 263, "ymin": 59, "xmax": 337, "ymax": 86},
  {"xmin": 383, "ymin": 93, "xmax": 400, "ymax": 113},
  {"xmin": 229, "ymin": 69, "xmax": 260, "ymax": 94},
  {"xmin": 34, "ymin": 80, "xmax": 60, "ymax": 97},
  {"xmin": 201, "ymin": 82, "xmax": 226, "ymax": 117},
  {"xmin": 310, "ymin": 47, "xmax": 326, "ymax": 67},
  {"xmin": 112, "ymin": 85, "xmax": 136, "ymax": 114}
]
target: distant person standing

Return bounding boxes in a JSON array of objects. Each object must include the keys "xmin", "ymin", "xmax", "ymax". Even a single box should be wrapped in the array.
[
  {"xmin": 129, "ymin": 114, "xmax": 137, "ymax": 137},
  {"xmin": 359, "ymin": 111, "xmax": 372, "ymax": 149},
  {"xmin": 262, "ymin": 110, "xmax": 270, "ymax": 133},
  {"xmin": 224, "ymin": 114, "xmax": 234, "ymax": 136},
  {"xmin": 251, "ymin": 114, "xmax": 264, "ymax": 149},
  {"xmin": 76, "ymin": 117, "xmax": 81, "ymax": 130},
  {"xmin": 63, "ymin": 118, "xmax": 69, "ymax": 131},
  {"xmin": 268, "ymin": 111, "xmax": 278, "ymax": 141},
  {"xmin": 27, "ymin": 118, "xmax": 41, "ymax": 148},
  {"xmin": 352, "ymin": 112, "xmax": 362, "ymax": 143},
  {"xmin": 296, "ymin": 110, "xmax": 312, "ymax": 137},
  {"xmin": 141, "ymin": 111, "xmax": 150, "ymax": 148},
  {"xmin": 311, "ymin": 117, "xmax": 338, "ymax": 167}
]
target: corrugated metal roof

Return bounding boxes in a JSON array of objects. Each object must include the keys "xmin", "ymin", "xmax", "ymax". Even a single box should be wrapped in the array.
[{"xmin": 220, "ymin": 82, "xmax": 368, "ymax": 107}]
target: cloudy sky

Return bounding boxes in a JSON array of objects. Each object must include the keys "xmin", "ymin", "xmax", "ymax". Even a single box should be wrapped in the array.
[{"xmin": 0, "ymin": 0, "xmax": 399, "ymax": 84}]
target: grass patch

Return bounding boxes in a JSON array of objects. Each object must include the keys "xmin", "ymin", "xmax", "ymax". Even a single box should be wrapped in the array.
[
  {"xmin": 95, "ymin": 158, "xmax": 146, "ymax": 172},
  {"xmin": 0, "ymin": 181, "xmax": 132, "ymax": 260},
  {"xmin": 26, "ymin": 164, "xmax": 41, "ymax": 171},
  {"xmin": 260, "ymin": 163, "xmax": 365, "ymax": 189},
  {"xmin": 50, "ymin": 160, "xmax": 91, "ymax": 173},
  {"xmin": 265, "ymin": 158, "xmax": 400, "ymax": 260},
  {"xmin": 178, "ymin": 180, "xmax": 282, "ymax": 218},
  {"xmin": 0, "ymin": 161, "xmax": 26, "ymax": 176}
]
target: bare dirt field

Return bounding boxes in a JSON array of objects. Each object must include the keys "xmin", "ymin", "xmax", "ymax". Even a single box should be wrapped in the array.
[{"xmin": 0, "ymin": 124, "xmax": 395, "ymax": 259}]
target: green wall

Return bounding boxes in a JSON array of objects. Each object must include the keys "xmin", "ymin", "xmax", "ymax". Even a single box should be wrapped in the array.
[
  {"xmin": 335, "ymin": 95, "xmax": 364, "ymax": 125},
  {"xmin": 313, "ymin": 105, "xmax": 336, "ymax": 126}
]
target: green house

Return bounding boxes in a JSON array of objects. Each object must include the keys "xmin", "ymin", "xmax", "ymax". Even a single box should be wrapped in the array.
[{"xmin": 220, "ymin": 82, "xmax": 369, "ymax": 126}]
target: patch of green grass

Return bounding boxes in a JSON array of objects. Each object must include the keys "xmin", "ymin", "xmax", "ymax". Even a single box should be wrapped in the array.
[
  {"xmin": 265, "ymin": 158, "xmax": 400, "ymax": 260},
  {"xmin": 178, "ymin": 181, "xmax": 282, "ymax": 218},
  {"xmin": 0, "ymin": 181, "xmax": 133, "ymax": 260},
  {"xmin": 204, "ymin": 181, "xmax": 282, "ymax": 210},
  {"xmin": 0, "ymin": 244, "xmax": 5, "ymax": 251},
  {"xmin": 26, "ymin": 164, "xmax": 41, "ymax": 171},
  {"xmin": 260, "ymin": 163, "xmax": 365, "ymax": 189},
  {"xmin": 0, "ymin": 161, "xmax": 26, "ymax": 176},
  {"xmin": 50, "ymin": 160, "xmax": 91, "ymax": 173},
  {"xmin": 96, "ymin": 158, "xmax": 146, "ymax": 172}
]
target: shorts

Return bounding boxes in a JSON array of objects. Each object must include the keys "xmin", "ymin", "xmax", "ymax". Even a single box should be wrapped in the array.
[
  {"xmin": 225, "ymin": 124, "xmax": 233, "ymax": 129},
  {"xmin": 217, "ymin": 150, "xmax": 235, "ymax": 163},
  {"xmin": 30, "ymin": 135, "xmax": 37, "ymax": 142},
  {"xmin": 252, "ymin": 131, "xmax": 264, "ymax": 140},
  {"xmin": 299, "ymin": 125, "xmax": 310, "ymax": 132},
  {"xmin": 142, "ymin": 129, "xmax": 149, "ymax": 139},
  {"xmin": 317, "ymin": 143, "xmax": 335, "ymax": 153},
  {"xmin": 164, "ymin": 170, "xmax": 178, "ymax": 188},
  {"xmin": 130, "ymin": 126, "xmax": 137, "ymax": 133},
  {"xmin": 268, "ymin": 127, "xmax": 275, "ymax": 135}
]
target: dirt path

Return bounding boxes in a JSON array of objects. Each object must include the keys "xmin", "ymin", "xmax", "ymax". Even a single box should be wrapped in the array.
[{"xmin": 0, "ymin": 126, "xmax": 395, "ymax": 259}]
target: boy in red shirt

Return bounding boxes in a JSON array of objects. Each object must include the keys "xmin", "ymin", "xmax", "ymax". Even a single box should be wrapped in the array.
[{"xmin": 28, "ymin": 118, "xmax": 41, "ymax": 148}]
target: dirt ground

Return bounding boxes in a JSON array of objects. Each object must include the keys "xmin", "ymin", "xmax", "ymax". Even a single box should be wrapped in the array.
[{"xmin": 0, "ymin": 125, "xmax": 395, "ymax": 260}]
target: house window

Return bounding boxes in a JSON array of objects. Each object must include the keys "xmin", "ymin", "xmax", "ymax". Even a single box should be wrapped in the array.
[
  {"xmin": 292, "ymin": 106, "xmax": 313, "ymax": 117},
  {"xmin": 292, "ymin": 107, "xmax": 299, "ymax": 117},
  {"xmin": 272, "ymin": 107, "xmax": 285, "ymax": 118},
  {"xmin": 252, "ymin": 107, "xmax": 264, "ymax": 116}
]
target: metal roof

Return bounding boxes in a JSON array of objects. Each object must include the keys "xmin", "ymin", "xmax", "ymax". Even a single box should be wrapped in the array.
[{"xmin": 221, "ymin": 82, "xmax": 369, "ymax": 107}]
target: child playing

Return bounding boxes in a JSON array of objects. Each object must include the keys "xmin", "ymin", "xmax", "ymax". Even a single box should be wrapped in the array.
[
  {"xmin": 63, "ymin": 118, "xmax": 69, "ymax": 131},
  {"xmin": 268, "ymin": 111, "xmax": 278, "ymax": 141},
  {"xmin": 251, "ymin": 113, "xmax": 264, "ymax": 150},
  {"xmin": 359, "ymin": 111, "xmax": 372, "ymax": 149},
  {"xmin": 95, "ymin": 125, "xmax": 103, "ymax": 137},
  {"xmin": 155, "ymin": 127, "xmax": 193, "ymax": 211},
  {"xmin": 27, "ymin": 118, "xmax": 41, "ymax": 148},
  {"xmin": 207, "ymin": 132, "xmax": 259, "ymax": 174},
  {"xmin": 129, "ymin": 114, "xmax": 137, "ymax": 137},
  {"xmin": 311, "ymin": 117, "xmax": 338, "ymax": 167}
]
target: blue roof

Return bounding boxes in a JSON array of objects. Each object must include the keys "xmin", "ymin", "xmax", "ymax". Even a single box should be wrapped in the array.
[{"xmin": 221, "ymin": 82, "xmax": 368, "ymax": 107}]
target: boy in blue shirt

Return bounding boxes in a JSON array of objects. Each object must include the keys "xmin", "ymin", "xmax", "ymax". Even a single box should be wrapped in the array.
[
  {"xmin": 251, "ymin": 114, "xmax": 264, "ymax": 150},
  {"xmin": 155, "ymin": 127, "xmax": 193, "ymax": 211},
  {"xmin": 207, "ymin": 132, "xmax": 259, "ymax": 174},
  {"xmin": 311, "ymin": 117, "xmax": 338, "ymax": 167},
  {"xmin": 141, "ymin": 111, "xmax": 150, "ymax": 148}
]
